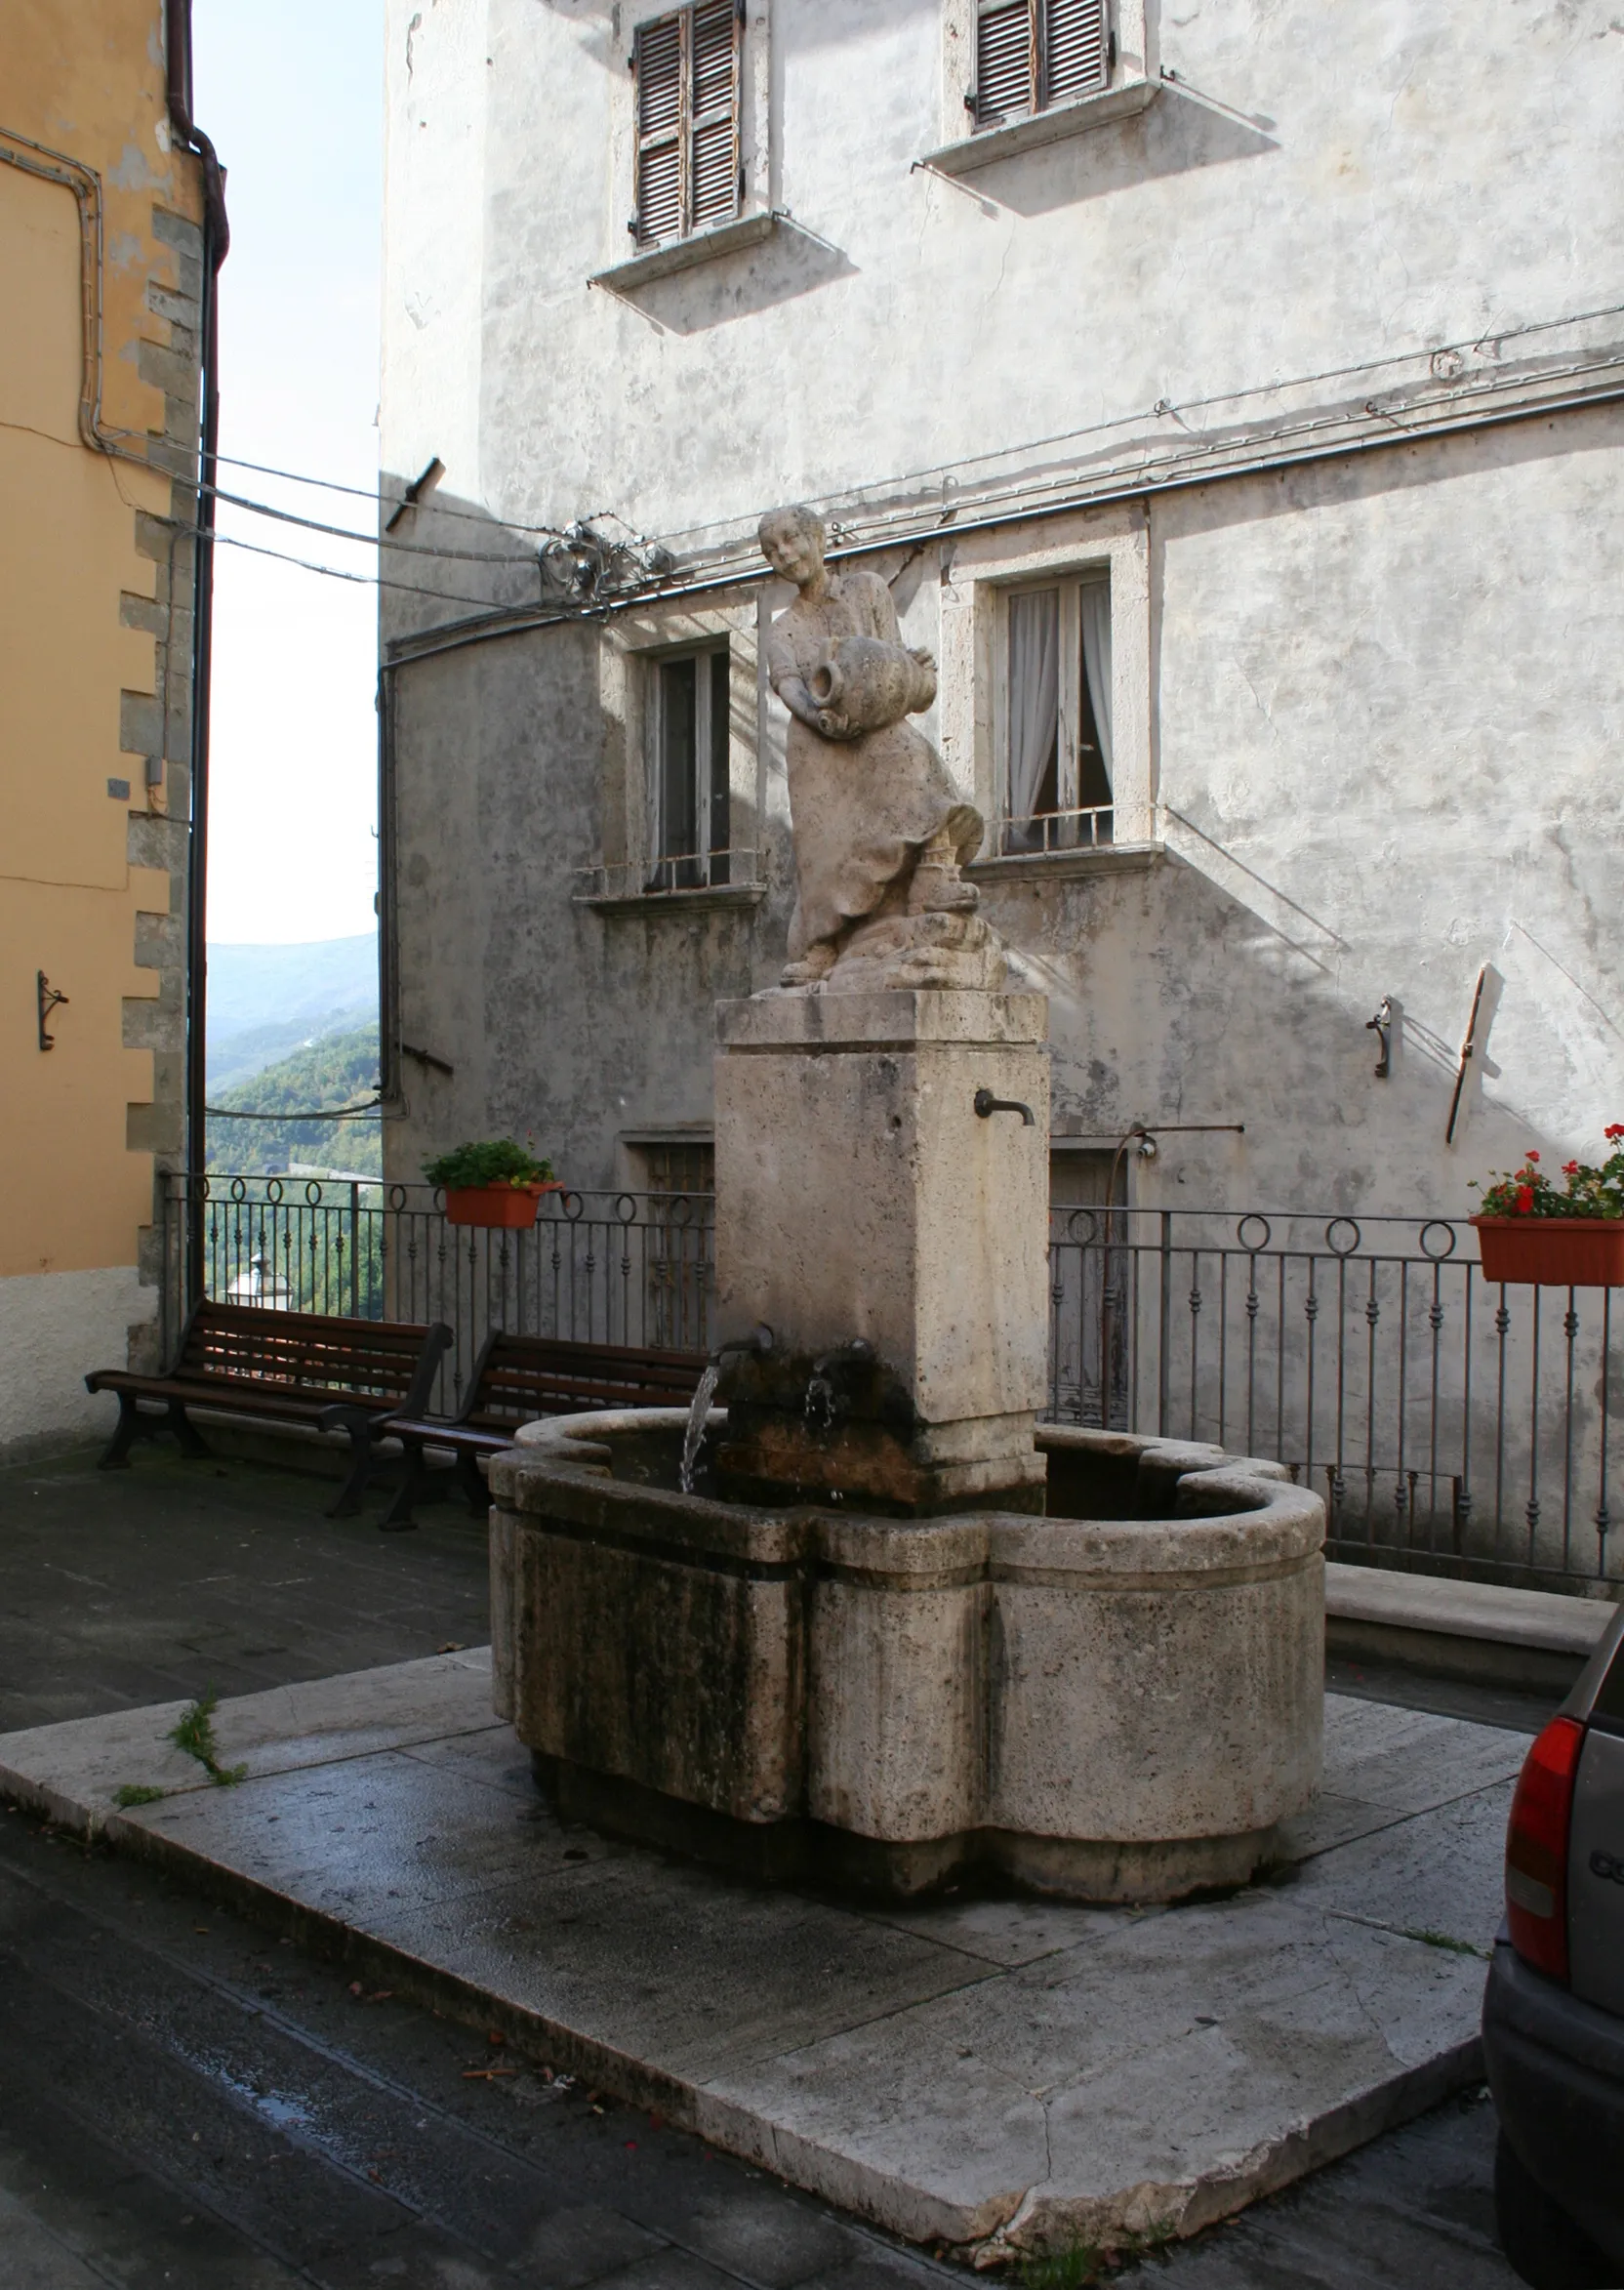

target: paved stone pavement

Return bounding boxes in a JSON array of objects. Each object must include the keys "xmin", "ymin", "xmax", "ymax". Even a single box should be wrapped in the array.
[
  {"xmin": 0, "ymin": 1444, "xmax": 1547, "ymax": 2286},
  {"xmin": 0, "ymin": 1809, "xmax": 1524, "ymax": 2290},
  {"xmin": 0, "ymin": 1441, "xmax": 491, "ymax": 1733}
]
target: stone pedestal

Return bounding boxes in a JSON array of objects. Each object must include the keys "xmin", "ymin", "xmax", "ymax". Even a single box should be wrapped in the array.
[{"xmin": 711, "ymin": 990, "xmax": 1050, "ymax": 1513}]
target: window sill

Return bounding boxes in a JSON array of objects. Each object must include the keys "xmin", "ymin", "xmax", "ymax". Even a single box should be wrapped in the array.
[
  {"xmin": 577, "ymin": 882, "xmax": 767, "ymax": 919},
  {"xmin": 919, "ymin": 78, "xmax": 1157, "ymax": 177},
  {"xmin": 967, "ymin": 841, "xmax": 1164, "ymax": 884},
  {"xmin": 589, "ymin": 211, "xmax": 780, "ymax": 294}
]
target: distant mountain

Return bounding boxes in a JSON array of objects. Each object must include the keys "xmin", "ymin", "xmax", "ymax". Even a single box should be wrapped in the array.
[
  {"xmin": 206, "ymin": 935, "xmax": 378, "ymax": 1044},
  {"xmin": 208, "ymin": 1007, "xmax": 380, "ymax": 1091},
  {"xmin": 207, "ymin": 1022, "xmax": 383, "ymax": 1179}
]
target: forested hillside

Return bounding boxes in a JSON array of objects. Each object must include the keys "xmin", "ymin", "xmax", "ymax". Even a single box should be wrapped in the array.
[{"xmin": 206, "ymin": 1022, "xmax": 382, "ymax": 1178}]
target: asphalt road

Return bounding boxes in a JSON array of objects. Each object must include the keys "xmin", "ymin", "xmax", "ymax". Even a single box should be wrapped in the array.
[{"xmin": 0, "ymin": 1441, "xmax": 1546, "ymax": 2288}]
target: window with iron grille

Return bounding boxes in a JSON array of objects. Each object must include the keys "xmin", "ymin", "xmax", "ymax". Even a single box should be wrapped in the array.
[
  {"xmin": 972, "ymin": 0, "xmax": 1109, "ymax": 128},
  {"xmin": 1001, "ymin": 575, "xmax": 1113, "ymax": 855},
  {"xmin": 638, "ymin": 1141, "xmax": 715, "ymax": 1199},
  {"xmin": 632, "ymin": 0, "xmax": 743, "ymax": 248},
  {"xmin": 647, "ymin": 645, "xmax": 732, "ymax": 891}
]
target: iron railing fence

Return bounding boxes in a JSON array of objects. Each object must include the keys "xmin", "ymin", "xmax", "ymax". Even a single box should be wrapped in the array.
[
  {"xmin": 995, "ymin": 803, "xmax": 1114, "ymax": 857},
  {"xmin": 164, "ymin": 1179, "xmax": 1622, "ymax": 1596},
  {"xmin": 161, "ymin": 1175, "xmax": 713, "ymax": 1413},
  {"xmin": 1047, "ymin": 1206, "xmax": 1621, "ymax": 1596}
]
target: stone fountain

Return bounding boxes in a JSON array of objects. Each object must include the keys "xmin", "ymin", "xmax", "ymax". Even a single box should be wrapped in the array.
[{"xmin": 487, "ymin": 506, "xmax": 1323, "ymax": 1903}]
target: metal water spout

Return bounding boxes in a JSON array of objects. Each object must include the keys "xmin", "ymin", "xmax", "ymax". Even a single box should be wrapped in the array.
[
  {"xmin": 804, "ymin": 1337, "xmax": 873, "ymax": 1431},
  {"xmin": 679, "ymin": 1325, "xmax": 774, "ymax": 1495}
]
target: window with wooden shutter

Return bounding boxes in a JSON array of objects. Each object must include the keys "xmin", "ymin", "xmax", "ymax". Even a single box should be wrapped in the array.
[
  {"xmin": 973, "ymin": 0, "xmax": 1108, "ymax": 127},
  {"xmin": 632, "ymin": 1, "xmax": 742, "ymax": 248}
]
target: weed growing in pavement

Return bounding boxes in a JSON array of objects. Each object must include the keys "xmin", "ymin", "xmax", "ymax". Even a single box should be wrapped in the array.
[
  {"xmin": 114, "ymin": 1784, "xmax": 166, "ymax": 1808},
  {"xmin": 169, "ymin": 1690, "xmax": 247, "ymax": 1786},
  {"xmin": 1019, "ymin": 2225, "xmax": 1175, "ymax": 2288},
  {"xmin": 1403, "ymin": 1927, "xmax": 1487, "ymax": 1958}
]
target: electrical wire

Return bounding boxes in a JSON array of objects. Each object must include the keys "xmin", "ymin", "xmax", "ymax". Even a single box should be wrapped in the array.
[
  {"xmin": 208, "ymin": 525, "xmax": 539, "ymax": 609},
  {"xmin": 20, "ymin": 291, "xmax": 1617, "ymax": 608},
  {"xmin": 187, "ymin": 286, "xmax": 1624, "ymax": 546},
  {"xmin": 213, "ymin": 483, "xmax": 560, "ymax": 563},
  {"xmin": 205, "ymin": 1098, "xmax": 383, "ymax": 1120}
]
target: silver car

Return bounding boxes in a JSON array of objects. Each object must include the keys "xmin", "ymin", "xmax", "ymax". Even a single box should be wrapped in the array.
[{"xmin": 1483, "ymin": 1605, "xmax": 1624, "ymax": 2287}]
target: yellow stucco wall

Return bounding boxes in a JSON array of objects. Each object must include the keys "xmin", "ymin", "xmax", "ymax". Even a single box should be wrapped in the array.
[{"xmin": 1, "ymin": 3, "xmax": 205, "ymax": 1440}]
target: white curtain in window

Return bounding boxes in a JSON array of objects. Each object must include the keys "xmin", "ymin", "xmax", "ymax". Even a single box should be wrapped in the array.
[
  {"xmin": 1007, "ymin": 586, "xmax": 1059, "ymax": 823},
  {"xmin": 1079, "ymin": 578, "xmax": 1113, "ymax": 783}
]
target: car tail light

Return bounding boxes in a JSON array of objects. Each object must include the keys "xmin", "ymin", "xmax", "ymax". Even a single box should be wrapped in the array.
[{"xmin": 1506, "ymin": 1714, "xmax": 1584, "ymax": 1981}]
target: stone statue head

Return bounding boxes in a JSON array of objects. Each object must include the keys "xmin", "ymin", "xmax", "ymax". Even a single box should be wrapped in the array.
[{"xmin": 758, "ymin": 504, "xmax": 826, "ymax": 590}]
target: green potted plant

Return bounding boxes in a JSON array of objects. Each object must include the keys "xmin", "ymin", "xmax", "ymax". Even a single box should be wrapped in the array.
[
  {"xmin": 424, "ymin": 1139, "xmax": 562, "ymax": 1229},
  {"xmin": 1470, "ymin": 1126, "xmax": 1624, "ymax": 1285}
]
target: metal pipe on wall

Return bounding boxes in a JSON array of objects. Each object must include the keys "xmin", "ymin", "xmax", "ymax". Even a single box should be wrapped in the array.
[{"xmin": 166, "ymin": 1, "xmax": 228, "ymax": 1303}]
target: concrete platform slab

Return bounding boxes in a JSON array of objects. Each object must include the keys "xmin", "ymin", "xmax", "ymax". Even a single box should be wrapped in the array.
[{"xmin": 0, "ymin": 1655, "xmax": 1524, "ymax": 2261}]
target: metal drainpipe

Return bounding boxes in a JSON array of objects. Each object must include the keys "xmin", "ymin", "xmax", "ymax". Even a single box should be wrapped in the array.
[{"xmin": 166, "ymin": 2, "xmax": 228, "ymax": 1304}]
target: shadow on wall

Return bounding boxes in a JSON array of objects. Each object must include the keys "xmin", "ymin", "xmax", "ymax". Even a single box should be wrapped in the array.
[
  {"xmin": 931, "ymin": 81, "xmax": 1279, "ymax": 223},
  {"xmin": 987, "ymin": 847, "xmax": 1544, "ymax": 1214},
  {"xmin": 594, "ymin": 217, "xmax": 860, "ymax": 337}
]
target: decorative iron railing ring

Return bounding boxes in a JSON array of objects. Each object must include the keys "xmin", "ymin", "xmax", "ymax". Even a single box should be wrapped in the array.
[
  {"xmin": 265, "ymin": 1178, "xmax": 285, "ymax": 1205},
  {"xmin": 1419, "ymin": 1219, "xmax": 1458, "ymax": 1260},
  {"xmin": 387, "ymin": 1184, "xmax": 408, "ymax": 1211},
  {"xmin": 1237, "ymin": 1213, "xmax": 1272, "ymax": 1253},
  {"xmin": 430, "ymin": 1186, "xmax": 446, "ymax": 1211},
  {"xmin": 614, "ymin": 1192, "xmax": 639, "ymax": 1225},
  {"xmin": 1060, "ymin": 1206, "xmax": 1100, "ymax": 1246},
  {"xmin": 229, "ymin": 1176, "xmax": 248, "ymax": 1204},
  {"xmin": 1325, "ymin": 1217, "xmax": 1361, "ymax": 1257},
  {"xmin": 304, "ymin": 1181, "xmax": 323, "ymax": 1207},
  {"xmin": 559, "ymin": 1189, "xmax": 586, "ymax": 1221},
  {"xmin": 662, "ymin": 1192, "xmax": 697, "ymax": 1228}
]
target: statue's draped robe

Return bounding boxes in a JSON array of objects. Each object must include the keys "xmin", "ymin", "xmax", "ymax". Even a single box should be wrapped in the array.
[{"xmin": 766, "ymin": 570, "xmax": 981, "ymax": 960}]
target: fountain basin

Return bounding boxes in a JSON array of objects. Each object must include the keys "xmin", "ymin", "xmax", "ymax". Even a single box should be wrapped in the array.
[{"xmin": 488, "ymin": 1415, "xmax": 1324, "ymax": 1904}]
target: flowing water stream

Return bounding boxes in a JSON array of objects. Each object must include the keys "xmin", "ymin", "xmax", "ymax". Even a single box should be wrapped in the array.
[{"xmin": 678, "ymin": 1363, "xmax": 720, "ymax": 1494}]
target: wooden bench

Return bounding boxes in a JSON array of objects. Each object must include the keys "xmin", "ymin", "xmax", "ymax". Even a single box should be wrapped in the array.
[
  {"xmin": 86, "ymin": 1302, "xmax": 454, "ymax": 1519},
  {"xmin": 378, "ymin": 1330, "xmax": 706, "ymax": 1529}
]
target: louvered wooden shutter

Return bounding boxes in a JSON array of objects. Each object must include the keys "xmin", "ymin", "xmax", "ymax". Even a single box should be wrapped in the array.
[
  {"xmin": 976, "ymin": 0, "xmax": 1108, "ymax": 125},
  {"xmin": 634, "ymin": 13, "xmax": 683, "ymax": 244},
  {"xmin": 690, "ymin": 0, "xmax": 741, "ymax": 231},
  {"xmin": 633, "ymin": 1, "xmax": 740, "ymax": 247},
  {"xmin": 975, "ymin": 0, "xmax": 1035, "ymax": 125},
  {"xmin": 1043, "ymin": 0, "xmax": 1108, "ymax": 105}
]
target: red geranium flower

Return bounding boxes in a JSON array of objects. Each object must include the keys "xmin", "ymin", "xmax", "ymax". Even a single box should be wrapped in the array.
[
  {"xmin": 1607, "ymin": 1125, "xmax": 1624, "ymax": 1141},
  {"xmin": 1525, "ymin": 1150, "xmax": 1540, "ymax": 1163},
  {"xmin": 1515, "ymin": 1185, "xmax": 1535, "ymax": 1213},
  {"xmin": 1563, "ymin": 1161, "xmax": 1579, "ymax": 1174}
]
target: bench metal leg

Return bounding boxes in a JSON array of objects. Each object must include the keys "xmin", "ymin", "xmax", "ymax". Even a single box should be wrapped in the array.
[
  {"xmin": 97, "ymin": 1390, "xmax": 145, "ymax": 1470},
  {"xmin": 167, "ymin": 1401, "xmax": 212, "ymax": 1459},
  {"xmin": 379, "ymin": 1440, "xmax": 435, "ymax": 1533},
  {"xmin": 98, "ymin": 1393, "xmax": 209, "ymax": 1469},
  {"xmin": 456, "ymin": 1452, "xmax": 488, "ymax": 1517},
  {"xmin": 326, "ymin": 1422, "xmax": 378, "ymax": 1520}
]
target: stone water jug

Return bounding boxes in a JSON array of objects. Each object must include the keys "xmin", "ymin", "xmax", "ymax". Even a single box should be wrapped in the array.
[{"xmin": 807, "ymin": 636, "xmax": 937, "ymax": 733}]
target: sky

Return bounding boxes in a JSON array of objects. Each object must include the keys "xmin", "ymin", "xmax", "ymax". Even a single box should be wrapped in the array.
[{"xmin": 193, "ymin": 2, "xmax": 384, "ymax": 946}]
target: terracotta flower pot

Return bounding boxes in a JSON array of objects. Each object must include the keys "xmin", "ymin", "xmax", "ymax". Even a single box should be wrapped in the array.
[
  {"xmin": 444, "ymin": 1180, "xmax": 563, "ymax": 1230},
  {"xmin": 1471, "ymin": 1214, "xmax": 1624, "ymax": 1287}
]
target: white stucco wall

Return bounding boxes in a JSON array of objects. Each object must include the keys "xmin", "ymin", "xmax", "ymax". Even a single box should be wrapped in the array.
[
  {"xmin": 0, "ymin": 1266, "xmax": 155, "ymax": 1462},
  {"xmin": 378, "ymin": 0, "xmax": 1624, "ymax": 1220},
  {"xmin": 382, "ymin": 0, "xmax": 1623, "ymax": 545}
]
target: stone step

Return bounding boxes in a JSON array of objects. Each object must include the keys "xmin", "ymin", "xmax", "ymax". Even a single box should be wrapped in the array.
[{"xmin": 1326, "ymin": 1561, "xmax": 1618, "ymax": 1693}]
